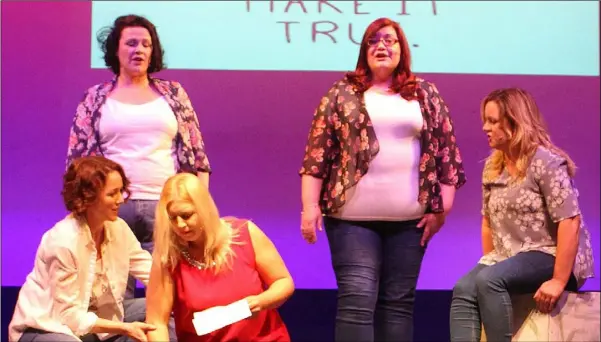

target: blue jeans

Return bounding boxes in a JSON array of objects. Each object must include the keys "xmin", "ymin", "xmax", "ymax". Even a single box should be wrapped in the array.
[
  {"xmin": 118, "ymin": 199, "xmax": 158, "ymax": 299},
  {"xmin": 324, "ymin": 217, "xmax": 426, "ymax": 342},
  {"xmin": 19, "ymin": 298, "xmax": 178, "ymax": 341},
  {"xmin": 449, "ymin": 251, "xmax": 578, "ymax": 342}
]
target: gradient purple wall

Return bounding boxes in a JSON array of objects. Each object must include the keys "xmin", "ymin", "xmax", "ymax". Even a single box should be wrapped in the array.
[{"xmin": 2, "ymin": 2, "xmax": 599, "ymax": 290}]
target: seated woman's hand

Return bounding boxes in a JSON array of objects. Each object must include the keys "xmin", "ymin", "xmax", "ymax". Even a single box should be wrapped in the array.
[
  {"xmin": 533, "ymin": 278, "xmax": 565, "ymax": 313},
  {"xmin": 245, "ymin": 295, "xmax": 263, "ymax": 317},
  {"xmin": 123, "ymin": 322, "xmax": 156, "ymax": 342}
]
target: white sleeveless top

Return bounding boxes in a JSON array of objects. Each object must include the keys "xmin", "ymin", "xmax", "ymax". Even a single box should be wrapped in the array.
[{"xmin": 99, "ymin": 97, "xmax": 178, "ymax": 200}]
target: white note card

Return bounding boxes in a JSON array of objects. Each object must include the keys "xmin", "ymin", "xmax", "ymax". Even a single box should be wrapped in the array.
[{"xmin": 192, "ymin": 299, "xmax": 252, "ymax": 336}]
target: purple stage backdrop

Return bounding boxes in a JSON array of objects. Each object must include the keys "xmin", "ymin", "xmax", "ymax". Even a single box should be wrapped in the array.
[{"xmin": 2, "ymin": 2, "xmax": 600, "ymax": 290}]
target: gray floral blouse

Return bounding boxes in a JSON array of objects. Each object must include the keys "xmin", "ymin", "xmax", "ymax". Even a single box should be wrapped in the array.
[{"xmin": 479, "ymin": 147, "xmax": 595, "ymax": 284}]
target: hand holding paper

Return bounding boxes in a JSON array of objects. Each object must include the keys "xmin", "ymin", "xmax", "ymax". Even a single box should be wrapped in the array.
[
  {"xmin": 192, "ymin": 299, "xmax": 253, "ymax": 336},
  {"xmin": 245, "ymin": 295, "xmax": 262, "ymax": 315}
]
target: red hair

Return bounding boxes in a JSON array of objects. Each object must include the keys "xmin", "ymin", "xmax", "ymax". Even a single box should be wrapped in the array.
[
  {"xmin": 62, "ymin": 156, "xmax": 131, "ymax": 216},
  {"xmin": 346, "ymin": 17, "xmax": 417, "ymax": 100}
]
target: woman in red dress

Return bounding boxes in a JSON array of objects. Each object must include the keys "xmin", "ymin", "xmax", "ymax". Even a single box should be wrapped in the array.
[{"xmin": 145, "ymin": 173, "xmax": 294, "ymax": 341}]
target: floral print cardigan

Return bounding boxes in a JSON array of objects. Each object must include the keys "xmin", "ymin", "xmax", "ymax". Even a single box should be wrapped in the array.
[
  {"xmin": 65, "ymin": 76, "xmax": 211, "ymax": 174},
  {"xmin": 300, "ymin": 77, "xmax": 466, "ymax": 215}
]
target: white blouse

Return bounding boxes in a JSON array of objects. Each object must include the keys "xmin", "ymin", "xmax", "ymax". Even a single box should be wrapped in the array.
[{"xmin": 8, "ymin": 214, "xmax": 152, "ymax": 341}]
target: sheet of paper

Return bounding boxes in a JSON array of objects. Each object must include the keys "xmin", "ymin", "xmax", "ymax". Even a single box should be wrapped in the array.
[{"xmin": 192, "ymin": 299, "xmax": 252, "ymax": 336}]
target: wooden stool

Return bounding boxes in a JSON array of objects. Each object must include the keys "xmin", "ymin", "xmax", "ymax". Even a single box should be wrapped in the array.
[{"xmin": 481, "ymin": 291, "xmax": 600, "ymax": 341}]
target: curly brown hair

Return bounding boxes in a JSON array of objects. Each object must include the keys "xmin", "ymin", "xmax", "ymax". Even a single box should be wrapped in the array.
[
  {"xmin": 62, "ymin": 156, "xmax": 131, "ymax": 216},
  {"xmin": 346, "ymin": 17, "xmax": 417, "ymax": 100}
]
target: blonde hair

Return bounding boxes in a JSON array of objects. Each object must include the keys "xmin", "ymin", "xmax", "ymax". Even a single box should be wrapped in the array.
[
  {"xmin": 481, "ymin": 88, "xmax": 576, "ymax": 181},
  {"xmin": 153, "ymin": 173, "xmax": 237, "ymax": 273}
]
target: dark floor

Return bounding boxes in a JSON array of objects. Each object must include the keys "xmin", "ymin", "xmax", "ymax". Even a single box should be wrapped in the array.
[{"xmin": 1, "ymin": 287, "xmax": 453, "ymax": 341}]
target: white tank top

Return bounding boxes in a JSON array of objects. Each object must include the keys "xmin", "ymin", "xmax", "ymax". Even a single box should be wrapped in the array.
[{"xmin": 99, "ymin": 97, "xmax": 178, "ymax": 200}]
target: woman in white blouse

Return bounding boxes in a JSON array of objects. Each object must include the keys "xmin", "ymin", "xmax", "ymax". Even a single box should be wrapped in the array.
[{"xmin": 8, "ymin": 156, "xmax": 176, "ymax": 342}]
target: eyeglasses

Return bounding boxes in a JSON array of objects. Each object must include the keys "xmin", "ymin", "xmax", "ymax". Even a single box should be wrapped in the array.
[{"xmin": 367, "ymin": 37, "xmax": 399, "ymax": 47}]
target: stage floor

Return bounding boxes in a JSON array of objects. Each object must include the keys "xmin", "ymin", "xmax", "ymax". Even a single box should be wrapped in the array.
[{"xmin": 2, "ymin": 287, "xmax": 453, "ymax": 341}]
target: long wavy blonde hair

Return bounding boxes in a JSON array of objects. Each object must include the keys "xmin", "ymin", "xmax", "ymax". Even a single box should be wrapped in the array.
[
  {"xmin": 153, "ymin": 173, "xmax": 237, "ymax": 273},
  {"xmin": 481, "ymin": 88, "xmax": 576, "ymax": 181}
]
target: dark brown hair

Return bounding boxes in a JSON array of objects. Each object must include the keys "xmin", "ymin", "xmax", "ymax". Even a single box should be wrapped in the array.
[
  {"xmin": 62, "ymin": 156, "xmax": 131, "ymax": 216},
  {"xmin": 346, "ymin": 17, "xmax": 417, "ymax": 99},
  {"xmin": 97, "ymin": 14, "xmax": 166, "ymax": 75}
]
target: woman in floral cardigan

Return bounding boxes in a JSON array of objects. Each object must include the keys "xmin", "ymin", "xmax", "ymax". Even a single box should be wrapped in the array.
[{"xmin": 299, "ymin": 17, "xmax": 466, "ymax": 342}]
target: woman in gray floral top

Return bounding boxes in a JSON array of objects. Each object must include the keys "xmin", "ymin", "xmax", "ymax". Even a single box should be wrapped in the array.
[{"xmin": 449, "ymin": 88, "xmax": 595, "ymax": 342}]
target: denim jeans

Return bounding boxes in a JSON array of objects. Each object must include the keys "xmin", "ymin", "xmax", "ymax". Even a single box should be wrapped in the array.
[
  {"xmin": 324, "ymin": 217, "xmax": 426, "ymax": 342},
  {"xmin": 449, "ymin": 251, "xmax": 578, "ymax": 342},
  {"xmin": 118, "ymin": 199, "xmax": 158, "ymax": 299},
  {"xmin": 19, "ymin": 298, "xmax": 178, "ymax": 341}
]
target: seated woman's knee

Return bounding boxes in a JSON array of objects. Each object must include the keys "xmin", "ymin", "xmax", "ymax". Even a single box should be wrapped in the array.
[
  {"xmin": 123, "ymin": 298, "xmax": 147, "ymax": 323},
  {"xmin": 474, "ymin": 267, "xmax": 503, "ymax": 293},
  {"xmin": 453, "ymin": 273, "xmax": 477, "ymax": 298}
]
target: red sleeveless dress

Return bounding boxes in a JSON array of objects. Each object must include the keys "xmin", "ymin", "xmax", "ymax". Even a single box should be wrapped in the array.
[{"xmin": 171, "ymin": 218, "xmax": 290, "ymax": 341}]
